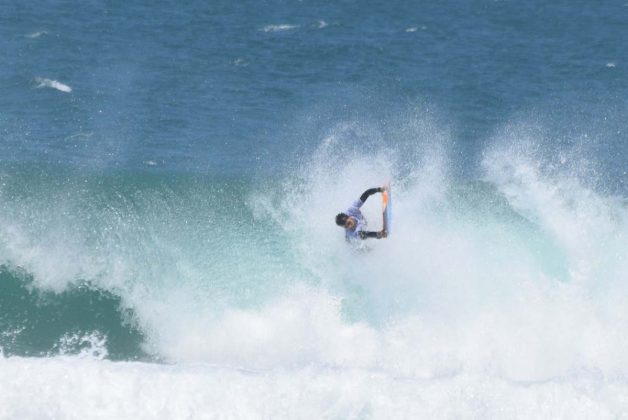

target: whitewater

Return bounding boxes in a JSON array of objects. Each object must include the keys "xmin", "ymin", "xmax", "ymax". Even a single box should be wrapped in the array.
[{"xmin": 1, "ymin": 113, "xmax": 627, "ymax": 418}]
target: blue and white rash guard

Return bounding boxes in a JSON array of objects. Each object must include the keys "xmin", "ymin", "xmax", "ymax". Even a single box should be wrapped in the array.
[
  {"xmin": 344, "ymin": 198, "xmax": 368, "ymax": 242},
  {"xmin": 344, "ymin": 187, "xmax": 382, "ymax": 242}
]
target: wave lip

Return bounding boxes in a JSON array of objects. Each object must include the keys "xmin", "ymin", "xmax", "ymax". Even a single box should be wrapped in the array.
[{"xmin": 35, "ymin": 77, "xmax": 72, "ymax": 93}]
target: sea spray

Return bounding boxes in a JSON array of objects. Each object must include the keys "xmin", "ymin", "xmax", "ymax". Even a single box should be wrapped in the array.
[
  {"xmin": 2, "ymin": 112, "xmax": 627, "ymax": 381},
  {"xmin": 0, "ymin": 116, "xmax": 627, "ymax": 416}
]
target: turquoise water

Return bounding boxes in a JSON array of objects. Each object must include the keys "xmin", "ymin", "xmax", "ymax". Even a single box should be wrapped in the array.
[{"xmin": 1, "ymin": 1, "xmax": 628, "ymax": 418}]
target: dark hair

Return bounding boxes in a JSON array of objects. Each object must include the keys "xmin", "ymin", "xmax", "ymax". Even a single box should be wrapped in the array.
[{"xmin": 335, "ymin": 213, "xmax": 348, "ymax": 226}]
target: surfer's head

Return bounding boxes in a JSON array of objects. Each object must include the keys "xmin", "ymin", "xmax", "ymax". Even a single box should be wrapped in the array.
[
  {"xmin": 335, "ymin": 213, "xmax": 356, "ymax": 229},
  {"xmin": 335, "ymin": 213, "xmax": 348, "ymax": 227}
]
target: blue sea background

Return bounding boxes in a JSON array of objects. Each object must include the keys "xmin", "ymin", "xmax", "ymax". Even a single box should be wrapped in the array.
[{"xmin": 2, "ymin": 1, "xmax": 627, "ymax": 177}]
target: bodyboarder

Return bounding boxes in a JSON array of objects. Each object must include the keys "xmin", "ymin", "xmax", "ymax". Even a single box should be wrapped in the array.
[{"xmin": 335, "ymin": 186, "xmax": 388, "ymax": 242}]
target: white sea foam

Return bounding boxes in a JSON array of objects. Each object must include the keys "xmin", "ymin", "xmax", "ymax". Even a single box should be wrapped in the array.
[
  {"xmin": 53, "ymin": 331, "xmax": 109, "ymax": 359},
  {"xmin": 25, "ymin": 31, "xmax": 47, "ymax": 38},
  {"xmin": 35, "ymin": 77, "xmax": 72, "ymax": 93},
  {"xmin": 262, "ymin": 24, "xmax": 299, "ymax": 33},
  {"xmin": 1, "ymin": 355, "xmax": 627, "ymax": 419},
  {"xmin": 406, "ymin": 25, "xmax": 427, "ymax": 32},
  {"xmin": 232, "ymin": 57, "xmax": 249, "ymax": 66},
  {"xmin": 1, "ymin": 113, "xmax": 628, "ymax": 416}
]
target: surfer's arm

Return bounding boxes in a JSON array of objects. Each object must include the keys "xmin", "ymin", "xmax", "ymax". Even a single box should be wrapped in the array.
[
  {"xmin": 359, "ymin": 187, "xmax": 383, "ymax": 203},
  {"xmin": 358, "ymin": 230, "xmax": 386, "ymax": 240}
]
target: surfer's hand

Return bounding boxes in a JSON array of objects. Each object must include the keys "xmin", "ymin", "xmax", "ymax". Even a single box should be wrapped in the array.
[{"xmin": 382, "ymin": 230, "xmax": 388, "ymax": 238}]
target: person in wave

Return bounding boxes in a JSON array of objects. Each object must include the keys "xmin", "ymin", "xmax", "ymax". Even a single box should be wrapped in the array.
[{"xmin": 335, "ymin": 186, "xmax": 388, "ymax": 242}]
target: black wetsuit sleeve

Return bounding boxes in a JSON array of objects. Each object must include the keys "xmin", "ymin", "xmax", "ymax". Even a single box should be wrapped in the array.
[
  {"xmin": 359, "ymin": 187, "xmax": 381, "ymax": 203},
  {"xmin": 358, "ymin": 231, "xmax": 382, "ymax": 240}
]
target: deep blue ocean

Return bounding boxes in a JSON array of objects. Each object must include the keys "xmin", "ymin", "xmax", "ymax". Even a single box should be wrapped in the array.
[{"xmin": 1, "ymin": 1, "xmax": 628, "ymax": 418}]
